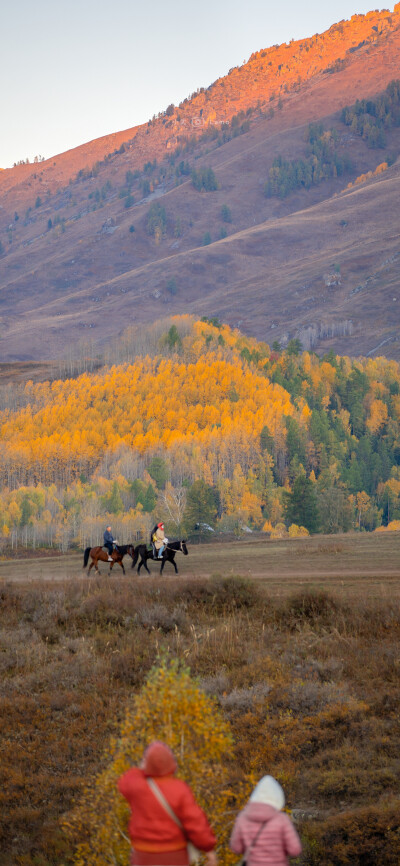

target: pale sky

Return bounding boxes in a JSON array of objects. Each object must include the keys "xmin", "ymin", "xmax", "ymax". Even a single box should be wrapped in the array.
[{"xmin": 0, "ymin": 1, "xmax": 393, "ymax": 168}]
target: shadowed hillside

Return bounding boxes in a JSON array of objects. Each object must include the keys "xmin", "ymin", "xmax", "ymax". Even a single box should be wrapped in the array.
[{"xmin": 1, "ymin": 6, "xmax": 400, "ymax": 359}]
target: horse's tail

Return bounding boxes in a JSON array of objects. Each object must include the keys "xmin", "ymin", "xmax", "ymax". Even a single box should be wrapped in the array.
[
  {"xmin": 131, "ymin": 546, "xmax": 139, "ymax": 568},
  {"xmin": 83, "ymin": 547, "xmax": 91, "ymax": 568}
]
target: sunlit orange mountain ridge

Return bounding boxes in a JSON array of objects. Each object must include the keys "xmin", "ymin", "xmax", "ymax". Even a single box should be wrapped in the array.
[{"xmin": 1, "ymin": 4, "xmax": 400, "ymax": 361}]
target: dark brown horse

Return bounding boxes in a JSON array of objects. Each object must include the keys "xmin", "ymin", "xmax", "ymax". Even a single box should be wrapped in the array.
[{"xmin": 83, "ymin": 544, "xmax": 135, "ymax": 576}]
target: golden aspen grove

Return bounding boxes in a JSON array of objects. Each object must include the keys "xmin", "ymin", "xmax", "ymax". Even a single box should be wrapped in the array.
[{"xmin": 1, "ymin": 315, "xmax": 400, "ymax": 549}]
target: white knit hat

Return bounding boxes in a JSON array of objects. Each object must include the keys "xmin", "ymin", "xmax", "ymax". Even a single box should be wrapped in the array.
[{"xmin": 249, "ymin": 775, "xmax": 285, "ymax": 811}]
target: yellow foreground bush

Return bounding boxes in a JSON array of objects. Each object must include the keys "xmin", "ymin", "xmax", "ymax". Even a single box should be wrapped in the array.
[{"xmin": 64, "ymin": 657, "xmax": 240, "ymax": 866}]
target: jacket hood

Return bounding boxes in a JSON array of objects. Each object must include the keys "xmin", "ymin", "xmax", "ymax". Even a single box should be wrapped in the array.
[
  {"xmin": 242, "ymin": 803, "xmax": 280, "ymax": 823},
  {"xmin": 142, "ymin": 741, "xmax": 177, "ymax": 777},
  {"xmin": 249, "ymin": 776, "xmax": 285, "ymax": 810}
]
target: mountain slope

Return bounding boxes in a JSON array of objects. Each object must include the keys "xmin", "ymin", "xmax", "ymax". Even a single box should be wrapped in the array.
[{"xmin": 1, "ymin": 5, "xmax": 400, "ymax": 360}]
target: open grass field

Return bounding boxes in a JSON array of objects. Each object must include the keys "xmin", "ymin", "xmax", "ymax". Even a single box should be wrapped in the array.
[
  {"xmin": 1, "ymin": 531, "xmax": 399, "ymax": 597},
  {"xmin": 1, "ymin": 533, "xmax": 399, "ymax": 866}
]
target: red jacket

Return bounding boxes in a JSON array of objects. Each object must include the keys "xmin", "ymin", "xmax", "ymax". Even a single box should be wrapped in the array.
[{"xmin": 118, "ymin": 767, "xmax": 216, "ymax": 862}]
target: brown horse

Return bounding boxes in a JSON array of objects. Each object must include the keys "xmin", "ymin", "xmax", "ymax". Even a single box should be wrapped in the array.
[{"xmin": 83, "ymin": 544, "xmax": 135, "ymax": 576}]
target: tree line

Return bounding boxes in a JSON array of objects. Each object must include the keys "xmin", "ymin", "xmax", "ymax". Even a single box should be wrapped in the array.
[
  {"xmin": 341, "ymin": 79, "xmax": 400, "ymax": 149},
  {"xmin": 265, "ymin": 80, "xmax": 400, "ymax": 198},
  {"xmin": 1, "ymin": 318, "xmax": 400, "ymax": 549},
  {"xmin": 265, "ymin": 122, "xmax": 353, "ymax": 199}
]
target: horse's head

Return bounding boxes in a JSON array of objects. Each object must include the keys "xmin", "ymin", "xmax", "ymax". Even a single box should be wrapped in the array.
[{"xmin": 181, "ymin": 540, "xmax": 188, "ymax": 555}]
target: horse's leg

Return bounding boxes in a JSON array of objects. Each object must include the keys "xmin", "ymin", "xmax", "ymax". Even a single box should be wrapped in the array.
[
  {"xmin": 141, "ymin": 554, "xmax": 151, "ymax": 575},
  {"xmin": 162, "ymin": 555, "xmax": 178, "ymax": 575},
  {"xmin": 120, "ymin": 560, "xmax": 125, "ymax": 575},
  {"xmin": 87, "ymin": 560, "xmax": 94, "ymax": 576}
]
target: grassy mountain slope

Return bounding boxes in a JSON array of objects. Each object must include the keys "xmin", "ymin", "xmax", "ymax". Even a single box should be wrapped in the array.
[{"xmin": 1, "ymin": 6, "xmax": 400, "ymax": 360}]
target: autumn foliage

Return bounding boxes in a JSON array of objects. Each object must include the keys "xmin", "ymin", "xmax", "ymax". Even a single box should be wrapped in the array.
[
  {"xmin": 64, "ymin": 657, "xmax": 239, "ymax": 866},
  {"xmin": 1, "ymin": 316, "xmax": 400, "ymax": 549}
]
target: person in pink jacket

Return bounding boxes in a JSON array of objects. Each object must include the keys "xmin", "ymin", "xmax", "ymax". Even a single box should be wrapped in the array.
[{"xmin": 230, "ymin": 776, "xmax": 302, "ymax": 866}]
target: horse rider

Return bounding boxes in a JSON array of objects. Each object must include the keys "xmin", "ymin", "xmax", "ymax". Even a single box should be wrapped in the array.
[
  {"xmin": 104, "ymin": 525, "xmax": 118, "ymax": 562},
  {"xmin": 151, "ymin": 521, "xmax": 169, "ymax": 559}
]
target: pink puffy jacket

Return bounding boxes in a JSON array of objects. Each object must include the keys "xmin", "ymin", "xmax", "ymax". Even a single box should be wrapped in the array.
[{"xmin": 230, "ymin": 802, "xmax": 302, "ymax": 866}]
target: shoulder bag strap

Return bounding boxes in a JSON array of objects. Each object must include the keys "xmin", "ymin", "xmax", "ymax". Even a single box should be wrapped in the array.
[
  {"xmin": 245, "ymin": 821, "xmax": 268, "ymax": 859},
  {"xmin": 147, "ymin": 777, "xmax": 201, "ymax": 865},
  {"xmin": 146, "ymin": 777, "xmax": 184, "ymax": 830}
]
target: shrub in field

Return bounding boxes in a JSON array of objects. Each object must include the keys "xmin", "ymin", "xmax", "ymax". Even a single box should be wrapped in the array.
[
  {"xmin": 220, "ymin": 683, "xmax": 271, "ymax": 714},
  {"xmin": 64, "ymin": 657, "xmax": 236, "ymax": 866},
  {"xmin": 281, "ymin": 681, "xmax": 351, "ymax": 717},
  {"xmin": 179, "ymin": 575, "xmax": 263, "ymax": 614},
  {"xmin": 200, "ymin": 670, "xmax": 230, "ymax": 697},
  {"xmin": 283, "ymin": 590, "xmax": 342, "ymax": 628},
  {"xmin": 301, "ymin": 801, "xmax": 400, "ymax": 866},
  {"xmin": 270, "ymin": 522, "xmax": 287, "ymax": 538},
  {"xmin": 137, "ymin": 602, "xmax": 188, "ymax": 632},
  {"xmin": 288, "ymin": 523, "xmax": 309, "ymax": 537}
]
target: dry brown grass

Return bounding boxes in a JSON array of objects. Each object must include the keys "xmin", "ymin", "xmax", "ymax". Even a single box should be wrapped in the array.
[{"xmin": 0, "ymin": 534, "xmax": 399, "ymax": 865}]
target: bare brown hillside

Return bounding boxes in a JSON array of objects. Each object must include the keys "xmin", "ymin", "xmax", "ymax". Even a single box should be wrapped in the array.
[{"xmin": 1, "ymin": 5, "xmax": 400, "ymax": 360}]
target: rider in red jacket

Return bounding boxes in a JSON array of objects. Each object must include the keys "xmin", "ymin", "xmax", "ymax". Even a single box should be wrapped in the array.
[{"xmin": 118, "ymin": 741, "xmax": 217, "ymax": 866}]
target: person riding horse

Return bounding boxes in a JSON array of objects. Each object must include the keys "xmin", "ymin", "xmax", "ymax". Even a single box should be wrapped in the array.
[
  {"xmin": 132, "ymin": 539, "xmax": 188, "ymax": 575},
  {"xmin": 104, "ymin": 525, "xmax": 118, "ymax": 562},
  {"xmin": 151, "ymin": 522, "xmax": 169, "ymax": 559}
]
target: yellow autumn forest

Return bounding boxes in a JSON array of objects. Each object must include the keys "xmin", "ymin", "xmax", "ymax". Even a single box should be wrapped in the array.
[{"xmin": 1, "ymin": 316, "xmax": 400, "ymax": 549}]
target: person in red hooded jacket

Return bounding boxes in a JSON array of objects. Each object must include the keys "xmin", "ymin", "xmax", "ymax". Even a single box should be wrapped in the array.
[{"xmin": 118, "ymin": 741, "xmax": 218, "ymax": 866}]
